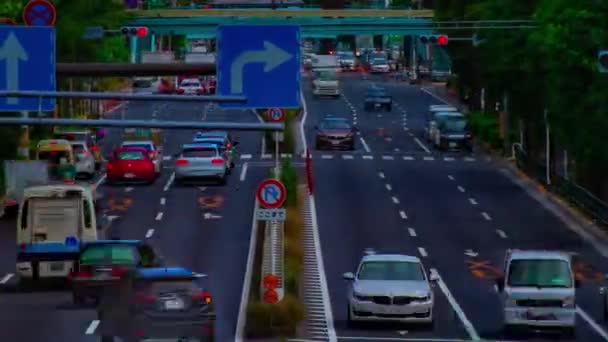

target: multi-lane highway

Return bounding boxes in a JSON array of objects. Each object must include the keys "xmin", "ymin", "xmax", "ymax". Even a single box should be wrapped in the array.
[
  {"xmin": 305, "ymin": 73, "xmax": 608, "ymax": 341},
  {"xmin": 0, "ymin": 99, "xmax": 269, "ymax": 341}
]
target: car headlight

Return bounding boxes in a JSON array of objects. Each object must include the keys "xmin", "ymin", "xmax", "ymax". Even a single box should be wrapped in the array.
[
  {"xmin": 563, "ymin": 296, "xmax": 575, "ymax": 308},
  {"xmin": 415, "ymin": 293, "xmax": 432, "ymax": 302},
  {"xmin": 354, "ymin": 292, "xmax": 372, "ymax": 301}
]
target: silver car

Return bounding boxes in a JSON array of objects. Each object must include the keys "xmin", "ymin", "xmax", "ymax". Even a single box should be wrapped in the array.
[
  {"xmin": 70, "ymin": 141, "xmax": 96, "ymax": 179},
  {"xmin": 193, "ymin": 136, "xmax": 238, "ymax": 171},
  {"xmin": 343, "ymin": 253, "xmax": 437, "ymax": 326},
  {"xmin": 174, "ymin": 143, "xmax": 227, "ymax": 185}
]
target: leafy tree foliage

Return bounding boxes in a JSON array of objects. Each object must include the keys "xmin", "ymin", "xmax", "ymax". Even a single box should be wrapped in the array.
[{"xmin": 437, "ymin": 0, "xmax": 608, "ymax": 197}]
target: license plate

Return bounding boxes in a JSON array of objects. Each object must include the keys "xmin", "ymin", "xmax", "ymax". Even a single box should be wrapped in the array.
[
  {"xmin": 331, "ymin": 140, "xmax": 341, "ymax": 145},
  {"xmin": 164, "ymin": 298, "xmax": 184, "ymax": 310},
  {"xmin": 124, "ymin": 173, "xmax": 135, "ymax": 178},
  {"xmin": 525, "ymin": 310, "xmax": 556, "ymax": 320},
  {"xmin": 375, "ymin": 103, "xmax": 381, "ymax": 107},
  {"xmin": 449, "ymin": 142, "xmax": 457, "ymax": 148},
  {"xmin": 377, "ymin": 306, "xmax": 400, "ymax": 314},
  {"xmin": 50, "ymin": 262, "xmax": 64, "ymax": 271}
]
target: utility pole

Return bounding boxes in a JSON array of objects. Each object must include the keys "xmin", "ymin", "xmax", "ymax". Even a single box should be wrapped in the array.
[{"xmin": 544, "ymin": 108, "xmax": 551, "ymax": 185}]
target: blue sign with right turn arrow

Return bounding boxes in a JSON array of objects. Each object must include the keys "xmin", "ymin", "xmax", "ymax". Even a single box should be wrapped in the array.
[{"xmin": 216, "ymin": 25, "xmax": 301, "ymax": 109}]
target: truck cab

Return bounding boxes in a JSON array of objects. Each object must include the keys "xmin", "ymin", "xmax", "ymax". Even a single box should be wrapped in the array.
[
  {"xmin": 16, "ymin": 184, "xmax": 98, "ymax": 283},
  {"xmin": 312, "ymin": 70, "xmax": 340, "ymax": 97},
  {"xmin": 496, "ymin": 249, "xmax": 578, "ymax": 336}
]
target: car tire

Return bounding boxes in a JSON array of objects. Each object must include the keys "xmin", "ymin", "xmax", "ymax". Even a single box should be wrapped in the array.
[
  {"xmin": 386, "ymin": 104, "xmax": 392, "ymax": 112},
  {"xmin": 563, "ymin": 327, "xmax": 576, "ymax": 338},
  {"xmin": 348, "ymin": 143, "xmax": 355, "ymax": 151},
  {"xmin": 346, "ymin": 305, "xmax": 356, "ymax": 328},
  {"xmin": 100, "ymin": 336, "xmax": 114, "ymax": 342},
  {"xmin": 315, "ymin": 141, "xmax": 323, "ymax": 150}
]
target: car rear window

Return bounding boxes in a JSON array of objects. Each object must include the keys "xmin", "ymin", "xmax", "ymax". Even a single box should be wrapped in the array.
[
  {"xmin": 194, "ymin": 139, "xmax": 226, "ymax": 150},
  {"xmin": 38, "ymin": 151, "xmax": 70, "ymax": 163},
  {"xmin": 135, "ymin": 279, "xmax": 198, "ymax": 294},
  {"xmin": 123, "ymin": 144, "xmax": 151, "ymax": 151},
  {"xmin": 80, "ymin": 245, "xmax": 138, "ymax": 265},
  {"xmin": 71, "ymin": 144, "xmax": 86, "ymax": 154},
  {"xmin": 182, "ymin": 147, "xmax": 217, "ymax": 158},
  {"xmin": 181, "ymin": 81, "xmax": 200, "ymax": 87},
  {"xmin": 118, "ymin": 151, "xmax": 145, "ymax": 160}
]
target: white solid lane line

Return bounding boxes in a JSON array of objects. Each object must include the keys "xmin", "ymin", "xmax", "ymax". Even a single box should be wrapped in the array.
[
  {"xmin": 0, "ymin": 273, "xmax": 14, "ymax": 284},
  {"xmin": 240, "ymin": 162, "xmax": 248, "ymax": 182},
  {"xmin": 94, "ymin": 174, "xmax": 106, "ymax": 188},
  {"xmin": 155, "ymin": 212, "xmax": 163, "ymax": 221},
  {"xmin": 359, "ymin": 137, "xmax": 371, "ymax": 153},
  {"xmin": 145, "ymin": 229, "xmax": 154, "ymax": 238},
  {"xmin": 430, "ymin": 269, "xmax": 481, "ymax": 341},
  {"xmin": 413, "ymin": 137, "xmax": 431, "ymax": 153},
  {"xmin": 85, "ymin": 320, "xmax": 100, "ymax": 335},
  {"xmin": 577, "ymin": 306, "xmax": 608, "ymax": 341}
]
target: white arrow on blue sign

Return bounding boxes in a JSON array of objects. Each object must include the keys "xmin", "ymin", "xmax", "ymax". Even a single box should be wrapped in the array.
[
  {"xmin": 216, "ymin": 25, "xmax": 301, "ymax": 109},
  {"xmin": 0, "ymin": 26, "xmax": 55, "ymax": 112}
]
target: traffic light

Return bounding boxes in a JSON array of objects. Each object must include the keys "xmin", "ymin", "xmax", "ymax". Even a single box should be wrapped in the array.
[
  {"xmin": 121, "ymin": 26, "xmax": 149, "ymax": 38},
  {"xmin": 598, "ymin": 50, "xmax": 608, "ymax": 73},
  {"xmin": 419, "ymin": 35, "xmax": 449, "ymax": 46}
]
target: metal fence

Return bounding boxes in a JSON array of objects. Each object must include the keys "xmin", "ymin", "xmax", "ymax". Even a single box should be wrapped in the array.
[{"xmin": 515, "ymin": 145, "xmax": 608, "ymax": 227}]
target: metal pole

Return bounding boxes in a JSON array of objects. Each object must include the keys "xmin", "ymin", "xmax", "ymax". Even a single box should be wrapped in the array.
[
  {"xmin": 0, "ymin": 117, "xmax": 284, "ymax": 131},
  {"xmin": 130, "ymin": 36, "xmax": 138, "ymax": 64},
  {"xmin": 544, "ymin": 108, "xmax": 551, "ymax": 185},
  {"xmin": 18, "ymin": 111, "xmax": 30, "ymax": 160},
  {"xmin": 0, "ymin": 91, "xmax": 246, "ymax": 103},
  {"xmin": 564, "ymin": 150, "xmax": 569, "ymax": 180},
  {"xmin": 274, "ymin": 131, "xmax": 280, "ymax": 178}
]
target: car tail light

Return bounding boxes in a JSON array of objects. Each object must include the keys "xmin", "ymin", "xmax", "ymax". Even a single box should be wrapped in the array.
[
  {"xmin": 176, "ymin": 159, "xmax": 188, "ymax": 165},
  {"xmin": 91, "ymin": 146, "xmax": 99, "ymax": 152},
  {"xmin": 177, "ymin": 89, "xmax": 184, "ymax": 94},
  {"xmin": 107, "ymin": 163, "xmax": 113, "ymax": 169},
  {"xmin": 225, "ymin": 143, "xmax": 231, "ymax": 149},
  {"xmin": 135, "ymin": 293, "xmax": 157, "ymax": 303},
  {"xmin": 193, "ymin": 291, "xmax": 212, "ymax": 305},
  {"xmin": 110, "ymin": 266, "xmax": 130, "ymax": 277},
  {"xmin": 211, "ymin": 158, "xmax": 224, "ymax": 165},
  {"xmin": 135, "ymin": 330, "xmax": 146, "ymax": 337},
  {"xmin": 148, "ymin": 151, "xmax": 156, "ymax": 159},
  {"xmin": 196, "ymin": 88, "xmax": 204, "ymax": 94},
  {"xmin": 69, "ymin": 265, "xmax": 93, "ymax": 279}
]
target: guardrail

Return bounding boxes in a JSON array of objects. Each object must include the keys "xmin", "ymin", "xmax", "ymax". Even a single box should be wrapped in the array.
[
  {"xmin": 130, "ymin": 8, "xmax": 435, "ymax": 17},
  {"xmin": 514, "ymin": 145, "xmax": 608, "ymax": 226},
  {"xmin": 260, "ymin": 220, "xmax": 284, "ymax": 301}
]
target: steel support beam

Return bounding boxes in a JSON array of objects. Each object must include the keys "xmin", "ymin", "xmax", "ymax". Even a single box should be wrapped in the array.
[
  {"xmin": 0, "ymin": 118, "xmax": 284, "ymax": 131},
  {"xmin": 56, "ymin": 63, "xmax": 215, "ymax": 77},
  {"xmin": 0, "ymin": 91, "xmax": 245, "ymax": 103},
  {"xmin": 129, "ymin": 9, "xmax": 435, "ymax": 18}
]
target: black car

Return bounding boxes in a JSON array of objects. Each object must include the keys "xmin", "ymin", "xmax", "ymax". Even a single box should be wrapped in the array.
[
  {"xmin": 434, "ymin": 114, "xmax": 473, "ymax": 152},
  {"xmin": 364, "ymin": 86, "xmax": 392, "ymax": 111},
  {"xmin": 69, "ymin": 240, "xmax": 160, "ymax": 305},
  {"xmin": 314, "ymin": 117, "xmax": 357, "ymax": 150},
  {"xmin": 97, "ymin": 267, "xmax": 215, "ymax": 342}
]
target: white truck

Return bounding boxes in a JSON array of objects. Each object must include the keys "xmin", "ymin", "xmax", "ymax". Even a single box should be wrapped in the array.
[
  {"xmin": 16, "ymin": 183, "xmax": 99, "ymax": 284},
  {"xmin": 495, "ymin": 249, "xmax": 578, "ymax": 337},
  {"xmin": 311, "ymin": 55, "xmax": 340, "ymax": 97}
]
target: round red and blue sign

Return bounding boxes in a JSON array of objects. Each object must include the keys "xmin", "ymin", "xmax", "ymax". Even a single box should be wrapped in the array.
[
  {"xmin": 256, "ymin": 179, "xmax": 286, "ymax": 209},
  {"xmin": 267, "ymin": 108, "xmax": 285, "ymax": 123},
  {"xmin": 23, "ymin": 0, "xmax": 57, "ymax": 27}
]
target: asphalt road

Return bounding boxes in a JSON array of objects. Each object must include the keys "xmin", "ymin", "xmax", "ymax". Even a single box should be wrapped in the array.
[
  {"xmin": 305, "ymin": 73, "xmax": 608, "ymax": 341},
  {"xmin": 0, "ymin": 99, "xmax": 267, "ymax": 341}
]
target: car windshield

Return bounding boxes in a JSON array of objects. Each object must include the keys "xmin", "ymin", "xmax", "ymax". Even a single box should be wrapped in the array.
[
  {"xmin": 38, "ymin": 150, "xmax": 70, "ymax": 163},
  {"xmin": 123, "ymin": 143, "xmax": 151, "ymax": 151},
  {"xmin": 373, "ymin": 58, "xmax": 387, "ymax": 64},
  {"xmin": 368, "ymin": 89, "xmax": 386, "ymax": 97},
  {"xmin": 320, "ymin": 120, "xmax": 350, "ymax": 129},
  {"xmin": 118, "ymin": 151, "xmax": 145, "ymax": 160},
  {"xmin": 318, "ymin": 71, "xmax": 336, "ymax": 81},
  {"xmin": 182, "ymin": 147, "xmax": 218, "ymax": 158},
  {"xmin": 507, "ymin": 259, "xmax": 573, "ymax": 288},
  {"xmin": 135, "ymin": 279, "xmax": 198, "ymax": 294},
  {"xmin": 181, "ymin": 81, "xmax": 200, "ymax": 87},
  {"xmin": 80, "ymin": 244, "xmax": 138, "ymax": 265},
  {"xmin": 358, "ymin": 261, "xmax": 425, "ymax": 281},
  {"xmin": 440, "ymin": 117, "xmax": 468, "ymax": 133}
]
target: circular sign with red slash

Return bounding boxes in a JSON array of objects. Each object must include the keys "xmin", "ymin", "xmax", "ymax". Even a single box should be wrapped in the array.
[
  {"xmin": 0, "ymin": 18, "xmax": 15, "ymax": 25},
  {"xmin": 23, "ymin": 0, "xmax": 57, "ymax": 26},
  {"xmin": 267, "ymin": 108, "xmax": 285, "ymax": 123},
  {"xmin": 256, "ymin": 179, "xmax": 286, "ymax": 209}
]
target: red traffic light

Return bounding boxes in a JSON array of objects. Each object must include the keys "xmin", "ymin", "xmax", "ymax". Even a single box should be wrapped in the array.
[
  {"xmin": 136, "ymin": 27, "xmax": 148, "ymax": 37},
  {"xmin": 437, "ymin": 35, "xmax": 448, "ymax": 45}
]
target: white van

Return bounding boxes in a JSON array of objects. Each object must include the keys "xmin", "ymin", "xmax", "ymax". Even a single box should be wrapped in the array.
[
  {"xmin": 16, "ymin": 184, "xmax": 98, "ymax": 282},
  {"xmin": 496, "ymin": 249, "xmax": 578, "ymax": 336}
]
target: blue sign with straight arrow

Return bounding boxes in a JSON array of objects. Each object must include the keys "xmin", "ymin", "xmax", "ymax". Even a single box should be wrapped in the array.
[
  {"xmin": 0, "ymin": 26, "xmax": 56, "ymax": 112},
  {"xmin": 216, "ymin": 25, "xmax": 301, "ymax": 109}
]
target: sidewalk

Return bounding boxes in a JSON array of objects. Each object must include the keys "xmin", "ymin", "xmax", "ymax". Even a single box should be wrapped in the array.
[{"xmin": 425, "ymin": 85, "xmax": 608, "ymax": 256}]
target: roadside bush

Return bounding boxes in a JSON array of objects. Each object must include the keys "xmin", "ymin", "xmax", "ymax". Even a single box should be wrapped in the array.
[
  {"xmin": 245, "ymin": 294, "xmax": 305, "ymax": 338},
  {"xmin": 468, "ymin": 111, "xmax": 503, "ymax": 149},
  {"xmin": 280, "ymin": 159, "xmax": 298, "ymax": 207}
]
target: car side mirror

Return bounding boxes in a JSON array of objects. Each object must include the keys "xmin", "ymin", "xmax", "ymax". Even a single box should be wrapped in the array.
[
  {"xmin": 495, "ymin": 277, "xmax": 505, "ymax": 292},
  {"xmin": 343, "ymin": 272, "xmax": 355, "ymax": 280},
  {"xmin": 429, "ymin": 271, "xmax": 440, "ymax": 282}
]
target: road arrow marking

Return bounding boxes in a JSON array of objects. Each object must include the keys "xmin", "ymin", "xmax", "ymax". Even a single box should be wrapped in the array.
[
  {"xmin": 124, "ymin": 187, "xmax": 134, "ymax": 193},
  {"xmin": 464, "ymin": 249, "xmax": 479, "ymax": 257},
  {"xmin": 230, "ymin": 41, "xmax": 292, "ymax": 94},
  {"xmin": 0, "ymin": 32, "xmax": 28, "ymax": 105},
  {"xmin": 203, "ymin": 212, "xmax": 222, "ymax": 219},
  {"xmin": 198, "ymin": 187, "xmax": 207, "ymax": 191}
]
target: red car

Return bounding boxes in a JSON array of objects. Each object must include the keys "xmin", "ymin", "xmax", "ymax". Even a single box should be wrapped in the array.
[
  {"xmin": 156, "ymin": 79, "xmax": 174, "ymax": 94},
  {"xmin": 106, "ymin": 147, "xmax": 156, "ymax": 184}
]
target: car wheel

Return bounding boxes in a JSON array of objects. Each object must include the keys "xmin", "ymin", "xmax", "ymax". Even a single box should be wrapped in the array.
[
  {"xmin": 348, "ymin": 143, "xmax": 355, "ymax": 151},
  {"xmin": 100, "ymin": 336, "xmax": 114, "ymax": 342},
  {"xmin": 315, "ymin": 141, "xmax": 323, "ymax": 150},
  {"xmin": 88, "ymin": 172, "xmax": 96, "ymax": 180},
  {"xmin": 218, "ymin": 176, "xmax": 227, "ymax": 186}
]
